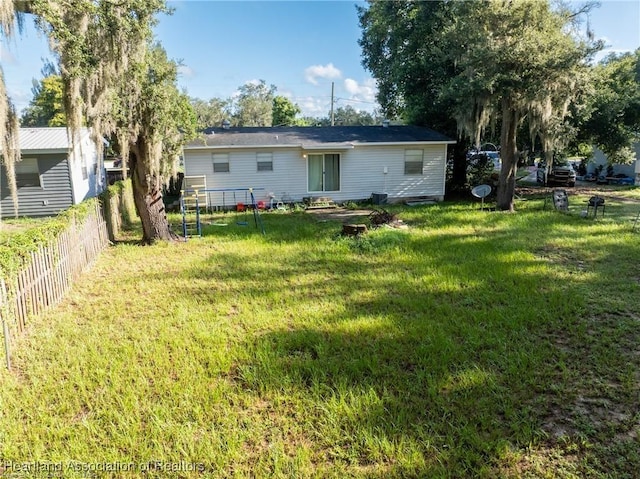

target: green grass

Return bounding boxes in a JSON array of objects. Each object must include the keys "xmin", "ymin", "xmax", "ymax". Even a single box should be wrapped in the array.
[
  {"xmin": 0, "ymin": 217, "xmax": 47, "ymax": 242},
  {"xmin": 1, "ymin": 190, "xmax": 639, "ymax": 478}
]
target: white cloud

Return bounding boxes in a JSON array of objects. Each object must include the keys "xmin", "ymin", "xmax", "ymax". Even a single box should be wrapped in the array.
[
  {"xmin": 304, "ymin": 63, "xmax": 342, "ymax": 85},
  {"xmin": 7, "ymin": 87, "xmax": 32, "ymax": 114},
  {"xmin": 297, "ymin": 96, "xmax": 331, "ymax": 117},
  {"xmin": 177, "ymin": 65, "xmax": 195, "ymax": 78},
  {"xmin": 594, "ymin": 47, "xmax": 633, "ymax": 64},
  {"xmin": 343, "ymin": 77, "xmax": 377, "ymax": 104},
  {"xmin": 0, "ymin": 44, "xmax": 16, "ymax": 64}
]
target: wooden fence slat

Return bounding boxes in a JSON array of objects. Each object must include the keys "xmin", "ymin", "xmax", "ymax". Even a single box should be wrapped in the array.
[
  {"xmin": 32, "ymin": 251, "xmax": 42, "ymax": 316},
  {"xmin": 1, "ymin": 278, "xmax": 11, "ymax": 370},
  {"xmin": 14, "ymin": 275, "xmax": 25, "ymax": 331},
  {"xmin": 25, "ymin": 263, "xmax": 34, "ymax": 321},
  {"xmin": 0, "ymin": 206, "xmax": 109, "ymax": 359},
  {"xmin": 41, "ymin": 247, "xmax": 50, "ymax": 308}
]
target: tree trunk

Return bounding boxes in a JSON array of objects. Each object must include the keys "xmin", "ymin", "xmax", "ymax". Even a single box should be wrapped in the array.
[
  {"xmin": 129, "ymin": 140, "xmax": 179, "ymax": 243},
  {"xmin": 450, "ymin": 139, "xmax": 470, "ymax": 191},
  {"xmin": 496, "ymin": 101, "xmax": 519, "ymax": 211},
  {"xmin": 543, "ymin": 149, "xmax": 554, "ymax": 185}
]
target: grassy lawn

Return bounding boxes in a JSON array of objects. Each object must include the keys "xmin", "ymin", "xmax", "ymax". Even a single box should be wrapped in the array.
[
  {"xmin": 1, "ymin": 191, "xmax": 639, "ymax": 478},
  {"xmin": 0, "ymin": 217, "xmax": 47, "ymax": 243}
]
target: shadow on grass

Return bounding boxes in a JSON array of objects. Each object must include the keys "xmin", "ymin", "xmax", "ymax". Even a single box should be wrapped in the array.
[{"xmin": 157, "ymin": 206, "xmax": 640, "ymax": 476}]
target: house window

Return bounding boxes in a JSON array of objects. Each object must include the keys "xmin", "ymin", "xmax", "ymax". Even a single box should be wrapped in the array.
[
  {"xmin": 404, "ymin": 149, "xmax": 424, "ymax": 175},
  {"xmin": 15, "ymin": 158, "xmax": 41, "ymax": 187},
  {"xmin": 212, "ymin": 153, "xmax": 230, "ymax": 173},
  {"xmin": 257, "ymin": 153, "xmax": 273, "ymax": 172},
  {"xmin": 81, "ymin": 164, "xmax": 88, "ymax": 180},
  {"xmin": 308, "ymin": 153, "xmax": 340, "ymax": 192}
]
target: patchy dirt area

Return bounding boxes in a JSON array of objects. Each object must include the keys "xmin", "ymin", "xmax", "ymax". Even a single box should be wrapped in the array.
[
  {"xmin": 305, "ymin": 207, "xmax": 374, "ymax": 224},
  {"xmin": 516, "ymin": 184, "xmax": 640, "ymax": 203}
]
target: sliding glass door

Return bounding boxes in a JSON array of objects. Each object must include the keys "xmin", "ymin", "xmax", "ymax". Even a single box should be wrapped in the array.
[{"xmin": 308, "ymin": 153, "xmax": 340, "ymax": 192}]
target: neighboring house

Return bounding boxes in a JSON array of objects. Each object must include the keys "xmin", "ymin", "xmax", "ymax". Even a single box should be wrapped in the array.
[
  {"xmin": 182, "ymin": 125, "xmax": 455, "ymax": 207},
  {"xmin": 590, "ymin": 143, "xmax": 640, "ymax": 183},
  {"xmin": 0, "ymin": 127, "xmax": 104, "ymax": 218}
]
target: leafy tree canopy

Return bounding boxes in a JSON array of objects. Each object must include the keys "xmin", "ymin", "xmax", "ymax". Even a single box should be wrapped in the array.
[
  {"xmin": 304, "ymin": 105, "xmax": 380, "ymax": 127},
  {"xmin": 359, "ymin": 0, "xmax": 599, "ymax": 209},
  {"xmin": 577, "ymin": 49, "xmax": 640, "ymax": 164},
  {"xmin": 232, "ymin": 80, "xmax": 276, "ymax": 127},
  {"xmin": 190, "ymin": 97, "xmax": 231, "ymax": 130},
  {"xmin": 20, "ymin": 74, "xmax": 66, "ymax": 126},
  {"xmin": 272, "ymin": 95, "xmax": 301, "ymax": 127}
]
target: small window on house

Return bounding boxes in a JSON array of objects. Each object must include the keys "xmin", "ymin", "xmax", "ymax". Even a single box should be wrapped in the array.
[
  {"xmin": 15, "ymin": 158, "xmax": 41, "ymax": 187},
  {"xmin": 212, "ymin": 153, "xmax": 230, "ymax": 173},
  {"xmin": 257, "ymin": 153, "xmax": 273, "ymax": 172},
  {"xmin": 404, "ymin": 149, "xmax": 424, "ymax": 175},
  {"xmin": 81, "ymin": 165, "xmax": 88, "ymax": 180}
]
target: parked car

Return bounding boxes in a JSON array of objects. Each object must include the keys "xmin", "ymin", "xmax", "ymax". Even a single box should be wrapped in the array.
[
  {"xmin": 612, "ymin": 174, "xmax": 635, "ymax": 185},
  {"xmin": 468, "ymin": 150, "xmax": 501, "ymax": 172},
  {"xmin": 537, "ymin": 158, "xmax": 577, "ymax": 187}
]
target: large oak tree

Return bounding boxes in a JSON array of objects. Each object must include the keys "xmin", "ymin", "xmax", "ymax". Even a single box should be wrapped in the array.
[
  {"xmin": 442, "ymin": 1, "xmax": 597, "ymax": 210},
  {"xmin": 358, "ymin": 0, "xmax": 599, "ymax": 209},
  {"xmin": 1, "ymin": 0, "xmax": 196, "ymax": 241},
  {"xmin": 358, "ymin": 0, "xmax": 470, "ymax": 191}
]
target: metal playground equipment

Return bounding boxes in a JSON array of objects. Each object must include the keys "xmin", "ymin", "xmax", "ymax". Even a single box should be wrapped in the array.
[{"xmin": 180, "ymin": 187, "xmax": 266, "ymax": 238}]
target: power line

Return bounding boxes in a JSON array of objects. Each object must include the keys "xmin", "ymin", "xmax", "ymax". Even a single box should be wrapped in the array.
[{"xmin": 335, "ymin": 97, "xmax": 378, "ymax": 105}]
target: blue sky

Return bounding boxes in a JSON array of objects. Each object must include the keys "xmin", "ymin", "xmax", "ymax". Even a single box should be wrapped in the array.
[{"xmin": 1, "ymin": 0, "xmax": 639, "ymax": 117}]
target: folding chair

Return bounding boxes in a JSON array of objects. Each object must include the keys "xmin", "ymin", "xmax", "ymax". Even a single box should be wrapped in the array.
[{"xmin": 587, "ymin": 196, "xmax": 605, "ymax": 218}]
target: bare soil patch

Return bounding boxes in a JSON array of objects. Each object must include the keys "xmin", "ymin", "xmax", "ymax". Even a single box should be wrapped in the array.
[{"xmin": 305, "ymin": 207, "xmax": 374, "ymax": 223}]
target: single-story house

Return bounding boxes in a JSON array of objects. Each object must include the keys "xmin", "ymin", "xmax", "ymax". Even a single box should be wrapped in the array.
[
  {"xmin": 182, "ymin": 125, "xmax": 455, "ymax": 207},
  {"xmin": 1, "ymin": 127, "xmax": 104, "ymax": 218}
]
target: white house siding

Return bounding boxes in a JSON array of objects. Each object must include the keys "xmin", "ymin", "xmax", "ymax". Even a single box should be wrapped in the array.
[
  {"xmin": 184, "ymin": 147, "xmax": 306, "ymax": 206},
  {"xmin": 0, "ymin": 154, "xmax": 74, "ymax": 218},
  {"xmin": 68, "ymin": 133, "xmax": 101, "ymax": 204},
  {"xmin": 183, "ymin": 143, "xmax": 447, "ymax": 206},
  {"xmin": 339, "ymin": 144, "xmax": 446, "ymax": 202},
  {"xmin": 591, "ymin": 144, "xmax": 639, "ymax": 181}
]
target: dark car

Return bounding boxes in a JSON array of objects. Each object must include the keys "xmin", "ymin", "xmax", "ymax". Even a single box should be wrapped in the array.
[{"xmin": 537, "ymin": 159, "xmax": 577, "ymax": 187}]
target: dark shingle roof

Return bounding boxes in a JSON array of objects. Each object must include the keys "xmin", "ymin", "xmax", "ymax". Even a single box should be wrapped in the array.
[{"xmin": 186, "ymin": 125, "xmax": 454, "ymax": 149}]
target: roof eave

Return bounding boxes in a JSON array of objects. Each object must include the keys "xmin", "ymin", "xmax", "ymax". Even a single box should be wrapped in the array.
[
  {"xmin": 184, "ymin": 140, "xmax": 456, "ymax": 150},
  {"xmin": 302, "ymin": 144, "xmax": 354, "ymax": 150},
  {"xmin": 353, "ymin": 141, "xmax": 457, "ymax": 146},
  {"xmin": 21, "ymin": 148, "xmax": 69, "ymax": 155},
  {"xmin": 184, "ymin": 143, "xmax": 302, "ymax": 150}
]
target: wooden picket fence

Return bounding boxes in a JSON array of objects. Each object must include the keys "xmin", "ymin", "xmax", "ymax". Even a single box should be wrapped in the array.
[{"xmin": 0, "ymin": 201, "xmax": 110, "ymax": 369}]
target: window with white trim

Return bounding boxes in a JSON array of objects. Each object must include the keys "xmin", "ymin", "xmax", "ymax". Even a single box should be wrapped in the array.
[
  {"xmin": 257, "ymin": 153, "xmax": 273, "ymax": 172},
  {"xmin": 212, "ymin": 153, "xmax": 230, "ymax": 173},
  {"xmin": 15, "ymin": 158, "xmax": 41, "ymax": 187},
  {"xmin": 404, "ymin": 149, "xmax": 424, "ymax": 175}
]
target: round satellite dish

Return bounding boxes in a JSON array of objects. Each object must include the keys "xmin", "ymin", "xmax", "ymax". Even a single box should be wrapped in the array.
[{"xmin": 471, "ymin": 184, "xmax": 492, "ymax": 198}]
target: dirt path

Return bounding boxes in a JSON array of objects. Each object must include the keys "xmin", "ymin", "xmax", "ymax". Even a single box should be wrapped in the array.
[{"xmin": 305, "ymin": 207, "xmax": 374, "ymax": 223}]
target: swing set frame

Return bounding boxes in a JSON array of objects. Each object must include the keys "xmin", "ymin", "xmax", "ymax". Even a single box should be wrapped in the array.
[{"xmin": 180, "ymin": 187, "xmax": 266, "ymax": 238}]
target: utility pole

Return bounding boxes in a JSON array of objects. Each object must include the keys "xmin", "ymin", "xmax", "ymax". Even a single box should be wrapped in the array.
[{"xmin": 330, "ymin": 82, "xmax": 335, "ymax": 127}]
